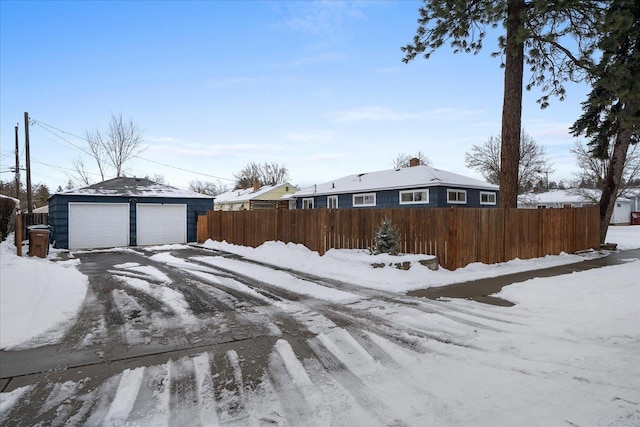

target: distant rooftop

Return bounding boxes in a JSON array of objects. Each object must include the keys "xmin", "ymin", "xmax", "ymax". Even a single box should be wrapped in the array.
[
  {"xmin": 215, "ymin": 182, "xmax": 296, "ymax": 203},
  {"xmin": 294, "ymin": 164, "xmax": 498, "ymax": 197},
  {"xmin": 519, "ymin": 189, "xmax": 631, "ymax": 205}
]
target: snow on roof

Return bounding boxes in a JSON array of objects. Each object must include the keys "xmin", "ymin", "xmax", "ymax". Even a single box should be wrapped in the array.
[
  {"xmin": 519, "ymin": 189, "xmax": 631, "ymax": 205},
  {"xmin": 293, "ymin": 165, "xmax": 498, "ymax": 197},
  {"xmin": 215, "ymin": 183, "xmax": 294, "ymax": 203},
  {"xmin": 0, "ymin": 194, "xmax": 20, "ymax": 206},
  {"xmin": 54, "ymin": 177, "xmax": 214, "ymax": 199}
]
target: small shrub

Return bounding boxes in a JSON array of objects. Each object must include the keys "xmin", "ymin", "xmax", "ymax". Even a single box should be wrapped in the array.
[{"xmin": 372, "ymin": 217, "xmax": 400, "ymax": 255}]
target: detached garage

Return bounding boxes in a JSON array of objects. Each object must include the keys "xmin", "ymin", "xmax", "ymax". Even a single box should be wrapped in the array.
[{"xmin": 49, "ymin": 177, "xmax": 214, "ymax": 250}]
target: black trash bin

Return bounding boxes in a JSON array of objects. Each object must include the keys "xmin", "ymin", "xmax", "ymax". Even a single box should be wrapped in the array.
[{"xmin": 28, "ymin": 226, "xmax": 50, "ymax": 258}]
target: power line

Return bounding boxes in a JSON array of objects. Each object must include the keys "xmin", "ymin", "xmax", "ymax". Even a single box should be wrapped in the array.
[
  {"xmin": 133, "ymin": 156, "xmax": 235, "ymax": 182},
  {"xmin": 31, "ymin": 120, "xmax": 94, "ymax": 157},
  {"xmin": 32, "ymin": 157, "xmax": 98, "ymax": 176},
  {"xmin": 31, "ymin": 118, "xmax": 236, "ymax": 183}
]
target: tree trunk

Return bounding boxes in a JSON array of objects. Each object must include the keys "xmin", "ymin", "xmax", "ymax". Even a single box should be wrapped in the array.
[
  {"xmin": 499, "ymin": 0, "xmax": 525, "ymax": 209},
  {"xmin": 598, "ymin": 126, "xmax": 632, "ymax": 243}
]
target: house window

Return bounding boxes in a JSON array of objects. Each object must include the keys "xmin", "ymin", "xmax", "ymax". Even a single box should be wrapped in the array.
[
  {"xmin": 353, "ymin": 193, "xmax": 376, "ymax": 207},
  {"xmin": 327, "ymin": 195, "xmax": 338, "ymax": 209},
  {"xmin": 479, "ymin": 191, "xmax": 496, "ymax": 205},
  {"xmin": 302, "ymin": 198, "xmax": 314, "ymax": 209},
  {"xmin": 399, "ymin": 189, "xmax": 429, "ymax": 205},
  {"xmin": 447, "ymin": 189, "xmax": 467, "ymax": 204}
]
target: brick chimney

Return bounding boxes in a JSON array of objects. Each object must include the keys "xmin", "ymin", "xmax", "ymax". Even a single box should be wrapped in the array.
[
  {"xmin": 252, "ymin": 180, "xmax": 260, "ymax": 192},
  {"xmin": 409, "ymin": 157, "xmax": 420, "ymax": 167}
]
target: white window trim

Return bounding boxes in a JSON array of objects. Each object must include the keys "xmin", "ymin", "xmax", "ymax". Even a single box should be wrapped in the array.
[
  {"xmin": 399, "ymin": 189, "xmax": 429, "ymax": 205},
  {"xmin": 327, "ymin": 195, "xmax": 338, "ymax": 209},
  {"xmin": 353, "ymin": 193, "xmax": 376, "ymax": 207},
  {"xmin": 302, "ymin": 198, "xmax": 314, "ymax": 209},
  {"xmin": 479, "ymin": 191, "xmax": 497, "ymax": 205},
  {"xmin": 447, "ymin": 189, "xmax": 467, "ymax": 204}
]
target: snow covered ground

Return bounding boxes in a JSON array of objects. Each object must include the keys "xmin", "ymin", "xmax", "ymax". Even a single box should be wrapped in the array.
[
  {"xmin": 1, "ymin": 226, "xmax": 638, "ymax": 350},
  {"xmin": 1, "ymin": 226, "xmax": 639, "ymax": 425},
  {"xmin": 201, "ymin": 224, "xmax": 640, "ymax": 292},
  {"xmin": 0, "ymin": 237, "xmax": 88, "ymax": 349}
]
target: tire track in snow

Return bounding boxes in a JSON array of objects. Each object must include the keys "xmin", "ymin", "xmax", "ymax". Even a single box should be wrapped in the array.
[
  {"xmin": 193, "ymin": 352, "xmax": 220, "ymax": 426},
  {"xmin": 267, "ymin": 339, "xmax": 322, "ymax": 423},
  {"xmin": 305, "ymin": 333, "xmax": 409, "ymax": 426},
  {"xmin": 102, "ymin": 367, "xmax": 145, "ymax": 426},
  {"xmin": 188, "ymin": 247, "xmax": 517, "ymax": 334}
]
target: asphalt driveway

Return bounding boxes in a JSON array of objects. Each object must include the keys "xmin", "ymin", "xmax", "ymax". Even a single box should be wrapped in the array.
[{"xmin": 2, "ymin": 245, "xmax": 637, "ymax": 426}]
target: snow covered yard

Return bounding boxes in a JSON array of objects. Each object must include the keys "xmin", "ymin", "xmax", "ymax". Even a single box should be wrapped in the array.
[{"xmin": 0, "ymin": 226, "xmax": 639, "ymax": 426}]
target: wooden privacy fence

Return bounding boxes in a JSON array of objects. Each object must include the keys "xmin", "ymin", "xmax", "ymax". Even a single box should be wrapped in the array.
[
  {"xmin": 20, "ymin": 213, "xmax": 49, "ymax": 240},
  {"xmin": 198, "ymin": 207, "xmax": 600, "ymax": 270}
]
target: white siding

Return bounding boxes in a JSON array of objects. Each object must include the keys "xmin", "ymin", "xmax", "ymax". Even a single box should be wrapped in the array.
[{"xmin": 611, "ymin": 201, "xmax": 631, "ymax": 224}]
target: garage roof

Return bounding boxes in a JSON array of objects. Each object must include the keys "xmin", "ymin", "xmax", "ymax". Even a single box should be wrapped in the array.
[{"xmin": 54, "ymin": 177, "xmax": 214, "ymax": 199}]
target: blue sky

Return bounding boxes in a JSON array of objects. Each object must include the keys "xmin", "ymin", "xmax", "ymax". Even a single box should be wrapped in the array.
[{"xmin": 1, "ymin": 0, "xmax": 590, "ymax": 192}]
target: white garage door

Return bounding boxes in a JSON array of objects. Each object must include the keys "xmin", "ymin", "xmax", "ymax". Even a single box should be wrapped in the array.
[
  {"xmin": 136, "ymin": 204, "xmax": 187, "ymax": 246},
  {"xmin": 68, "ymin": 203, "xmax": 130, "ymax": 249}
]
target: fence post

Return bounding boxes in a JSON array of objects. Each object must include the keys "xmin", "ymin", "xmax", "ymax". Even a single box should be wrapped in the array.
[{"xmin": 16, "ymin": 214, "xmax": 22, "ymax": 256}]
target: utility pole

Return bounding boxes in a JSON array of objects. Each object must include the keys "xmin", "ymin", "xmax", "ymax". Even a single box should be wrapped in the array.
[
  {"xmin": 14, "ymin": 123, "xmax": 20, "ymax": 201},
  {"xmin": 24, "ymin": 112, "xmax": 33, "ymax": 213}
]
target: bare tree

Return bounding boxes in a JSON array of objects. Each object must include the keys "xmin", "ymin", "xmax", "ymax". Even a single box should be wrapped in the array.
[
  {"xmin": 234, "ymin": 161, "xmax": 290, "ymax": 189},
  {"xmin": 85, "ymin": 128, "xmax": 108, "ymax": 181},
  {"xmin": 189, "ymin": 179, "xmax": 228, "ymax": 196},
  {"xmin": 78, "ymin": 114, "xmax": 144, "ymax": 183},
  {"xmin": 72, "ymin": 157, "xmax": 92, "ymax": 186},
  {"xmin": 391, "ymin": 151, "xmax": 432, "ymax": 169},
  {"xmin": 568, "ymin": 140, "xmax": 640, "ymax": 203},
  {"xmin": 149, "ymin": 174, "xmax": 167, "ymax": 185},
  {"xmin": 464, "ymin": 131, "xmax": 553, "ymax": 193},
  {"xmin": 104, "ymin": 114, "xmax": 144, "ymax": 177}
]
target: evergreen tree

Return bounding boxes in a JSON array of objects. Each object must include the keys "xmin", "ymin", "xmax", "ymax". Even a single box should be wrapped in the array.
[
  {"xmin": 402, "ymin": 0, "xmax": 602, "ymax": 208},
  {"xmin": 570, "ymin": 0, "xmax": 639, "ymax": 243},
  {"xmin": 373, "ymin": 218, "xmax": 400, "ymax": 256}
]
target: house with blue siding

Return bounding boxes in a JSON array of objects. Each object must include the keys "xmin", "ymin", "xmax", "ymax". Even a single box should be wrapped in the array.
[
  {"xmin": 292, "ymin": 159, "xmax": 499, "ymax": 209},
  {"xmin": 48, "ymin": 177, "xmax": 214, "ymax": 249}
]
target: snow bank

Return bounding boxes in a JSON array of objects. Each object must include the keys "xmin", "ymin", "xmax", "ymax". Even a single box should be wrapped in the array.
[
  {"xmin": 201, "ymin": 241, "xmax": 593, "ymax": 292},
  {"xmin": 497, "ymin": 260, "xmax": 640, "ymax": 336},
  {"xmin": 606, "ymin": 225, "xmax": 640, "ymax": 250},
  {"xmin": 0, "ymin": 236, "xmax": 88, "ymax": 349},
  {"xmin": 201, "ymin": 225, "xmax": 639, "ymax": 292}
]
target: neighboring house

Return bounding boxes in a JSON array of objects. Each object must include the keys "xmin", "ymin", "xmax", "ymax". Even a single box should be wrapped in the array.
[
  {"xmin": 214, "ymin": 182, "xmax": 298, "ymax": 211},
  {"xmin": 518, "ymin": 189, "xmax": 632, "ymax": 225},
  {"xmin": 48, "ymin": 177, "xmax": 214, "ymax": 249},
  {"xmin": 292, "ymin": 159, "xmax": 499, "ymax": 209},
  {"xmin": 627, "ymin": 188, "xmax": 640, "ymax": 212}
]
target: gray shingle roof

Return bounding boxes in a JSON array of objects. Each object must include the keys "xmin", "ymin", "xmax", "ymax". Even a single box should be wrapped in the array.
[{"xmin": 55, "ymin": 177, "xmax": 214, "ymax": 199}]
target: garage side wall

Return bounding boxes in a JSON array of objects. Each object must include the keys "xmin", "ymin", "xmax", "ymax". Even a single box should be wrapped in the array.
[
  {"xmin": 49, "ymin": 195, "xmax": 214, "ymax": 249},
  {"xmin": 48, "ymin": 194, "xmax": 70, "ymax": 248}
]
